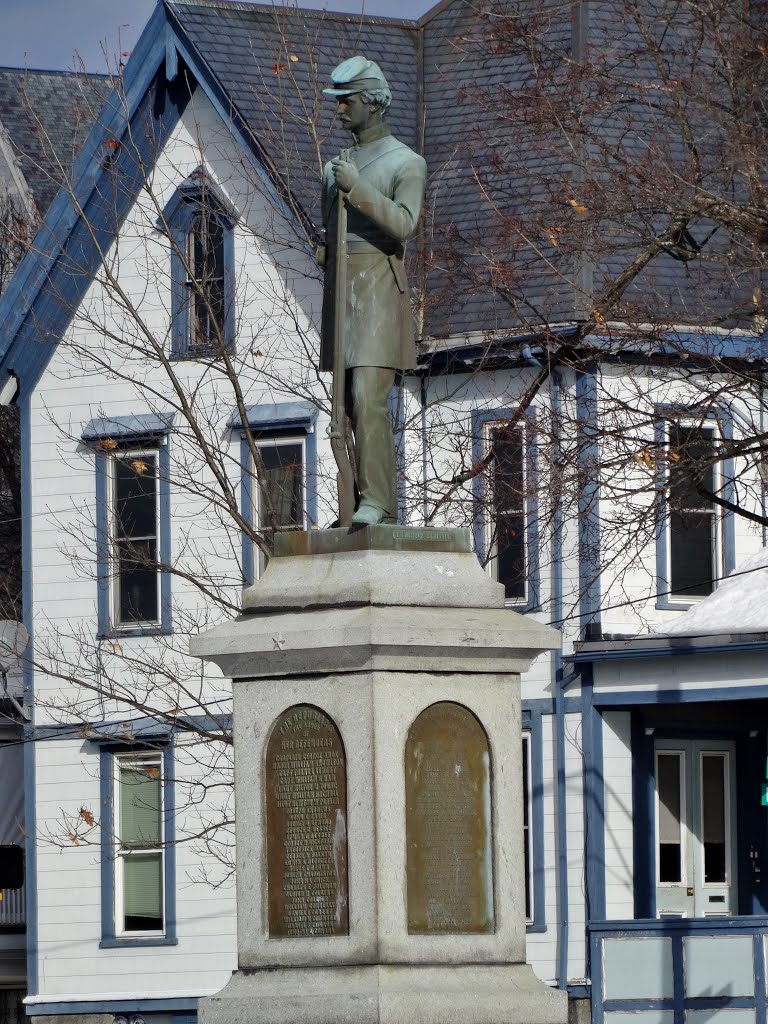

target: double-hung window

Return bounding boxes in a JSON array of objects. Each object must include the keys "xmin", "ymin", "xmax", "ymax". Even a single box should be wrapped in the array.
[
  {"xmin": 671, "ymin": 423, "xmax": 720, "ymax": 598},
  {"xmin": 116, "ymin": 753, "xmax": 164, "ymax": 934},
  {"xmin": 85, "ymin": 413, "xmax": 173, "ymax": 637},
  {"xmin": 254, "ymin": 438, "xmax": 305, "ymax": 537},
  {"xmin": 111, "ymin": 449, "xmax": 160, "ymax": 626},
  {"xmin": 474, "ymin": 410, "xmax": 539, "ymax": 606},
  {"xmin": 162, "ymin": 169, "xmax": 236, "ymax": 358},
  {"xmin": 665, "ymin": 421, "xmax": 719, "ymax": 599},
  {"xmin": 185, "ymin": 207, "xmax": 225, "ymax": 349},
  {"xmin": 656, "ymin": 411, "xmax": 736, "ymax": 608},
  {"xmin": 99, "ymin": 742, "xmax": 176, "ymax": 948},
  {"xmin": 234, "ymin": 401, "xmax": 318, "ymax": 584},
  {"xmin": 487, "ymin": 422, "xmax": 527, "ymax": 601}
]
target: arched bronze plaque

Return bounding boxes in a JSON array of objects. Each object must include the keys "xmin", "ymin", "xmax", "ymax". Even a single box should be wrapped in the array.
[
  {"xmin": 266, "ymin": 704, "xmax": 348, "ymax": 937},
  {"xmin": 405, "ymin": 701, "xmax": 494, "ymax": 933}
]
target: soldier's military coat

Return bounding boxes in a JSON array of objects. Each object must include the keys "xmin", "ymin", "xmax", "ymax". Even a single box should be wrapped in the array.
[{"xmin": 320, "ymin": 123, "xmax": 427, "ymax": 372}]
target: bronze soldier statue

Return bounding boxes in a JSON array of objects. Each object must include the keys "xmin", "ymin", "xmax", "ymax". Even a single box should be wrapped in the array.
[{"xmin": 320, "ymin": 56, "xmax": 427, "ymax": 526}]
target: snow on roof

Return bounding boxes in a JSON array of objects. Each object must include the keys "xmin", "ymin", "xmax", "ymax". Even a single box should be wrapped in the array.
[{"xmin": 659, "ymin": 547, "xmax": 768, "ymax": 637}]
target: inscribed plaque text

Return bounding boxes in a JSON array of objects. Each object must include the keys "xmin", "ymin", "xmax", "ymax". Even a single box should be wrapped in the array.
[
  {"xmin": 266, "ymin": 705, "xmax": 349, "ymax": 937},
  {"xmin": 405, "ymin": 701, "xmax": 494, "ymax": 933}
]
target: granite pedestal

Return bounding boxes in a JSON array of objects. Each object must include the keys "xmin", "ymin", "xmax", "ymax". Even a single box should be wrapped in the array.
[{"xmin": 191, "ymin": 526, "xmax": 568, "ymax": 1024}]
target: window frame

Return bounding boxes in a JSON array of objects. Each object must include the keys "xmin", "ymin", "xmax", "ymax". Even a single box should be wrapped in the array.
[
  {"xmin": 108, "ymin": 446, "xmax": 162, "ymax": 630},
  {"xmin": 90, "ymin": 418, "xmax": 173, "ymax": 639},
  {"xmin": 521, "ymin": 706, "xmax": 546, "ymax": 933},
  {"xmin": 99, "ymin": 744, "xmax": 177, "ymax": 948},
  {"xmin": 472, "ymin": 407, "xmax": 540, "ymax": 611},
  {"xmin": 114, "ymin": 752, "xmax": 165, "ymax": 937},
  {"xmin": 161, "ymin": 170, "xmax": 237, "ymax": 360},
  {"xmin": 655, "ymin": 409, "xmax": 735, "ymax": 610}
]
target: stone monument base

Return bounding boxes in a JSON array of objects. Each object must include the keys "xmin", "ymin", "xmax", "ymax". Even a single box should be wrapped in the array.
[
  {"xmin": 199, "ymin": 963, "xmax": 567, "ymax": 1024},
  {"xmin": 192, "ymin": 526, "xmax": 568, "ymax": 1024}
]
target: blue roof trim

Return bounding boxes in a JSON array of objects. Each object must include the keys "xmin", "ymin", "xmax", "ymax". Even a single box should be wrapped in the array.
[
  {"xmin": 0, "ymin": 3, "xmax": 172, "ymax": 377},
  {"xmin": 570, "ymin": 631, "xmax": 768, "ymax": 662},
  {"xmin": 82, "ymin": 412, "xmax": 176, "ymax": 441},
  {"xmin": 0, "ymin": 0, "xmax": 319, "ymax": 401},
  {"xmin": 35, "ymin": 711, "xmax": 231, "ymax": 743},
  {"xmin": 228, "ymin": 400, "xmax": 319, "ymax": 431}
]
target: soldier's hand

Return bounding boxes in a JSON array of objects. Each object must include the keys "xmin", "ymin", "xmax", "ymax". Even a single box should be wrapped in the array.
[{"xmin": 331, "ymin": 154, "xmax": 359, "ymax": 193}]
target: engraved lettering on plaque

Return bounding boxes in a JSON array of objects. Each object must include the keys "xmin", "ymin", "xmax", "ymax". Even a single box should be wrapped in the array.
[
  {"xmin": 266, "ymin": 704, "xmax": 349, "ymax": 937},
  {"xmin": 405, "ymin": 701, "xmax": 494, "ymax": 934}
]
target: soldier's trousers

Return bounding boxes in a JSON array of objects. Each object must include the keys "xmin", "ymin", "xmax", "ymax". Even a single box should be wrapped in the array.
[{"xmin": 345, "ymin": 366, "xmax": 396, "ymax": 521}]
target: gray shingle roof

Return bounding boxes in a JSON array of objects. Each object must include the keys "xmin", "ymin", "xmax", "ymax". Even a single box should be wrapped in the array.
[
  {"xmin": 0, "ymin": 67, "xmax": 113, "ymax": 216},
  {"xmin": 167, "ymin": 0, "xmax": 420, "ymax": 234},
  {"xmin": 168, "ymin": 0, "xmax": 581, "ymax": 337}
]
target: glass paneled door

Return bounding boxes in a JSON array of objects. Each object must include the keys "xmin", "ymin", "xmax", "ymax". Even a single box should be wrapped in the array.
[{"xmin": 655, "ymin": 740, "xmax": 736, "ymax": 917}]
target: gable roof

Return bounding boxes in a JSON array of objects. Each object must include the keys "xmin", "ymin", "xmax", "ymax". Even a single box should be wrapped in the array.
[
  {"xmin": 0, "ymin": 0, "xmax": 580, "ymax": 397},
  {"xmin": 0, "ymin": 67, "xmax": 113, "ymax": 217},
  {"xmin": 166, "ymin": 0, "xmax": 420, "ymax": 232}
]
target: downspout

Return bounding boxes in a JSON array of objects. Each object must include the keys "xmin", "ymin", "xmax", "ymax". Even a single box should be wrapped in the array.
[
  {"xmin": 762, "ymin": 368, "xmax": 767, "ymax": 547},
  {"xmin": 551, "ymin": 366, "xmax": 570, "ymax": 990},
  {"xmin": 524, "ymin": 346, "xmax": 569, "ymax": 989},
  {"xmin": 420, "ymin": 375, "xmax": 428, "ymax": 524}
]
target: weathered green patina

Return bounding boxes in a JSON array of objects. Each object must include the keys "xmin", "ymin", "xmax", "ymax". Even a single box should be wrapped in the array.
[{"xmin": 320, "ymin": 56, "xmax": 427, "ymax": 526}]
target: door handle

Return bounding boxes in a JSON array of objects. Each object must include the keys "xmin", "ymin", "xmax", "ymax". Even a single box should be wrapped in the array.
[{"xmin": 687, "ymin": 887, "xmax": 694, "ymax": 896}]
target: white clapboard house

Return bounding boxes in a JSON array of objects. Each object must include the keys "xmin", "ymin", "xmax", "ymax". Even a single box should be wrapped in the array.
[
  {"xmin": 0, "ymin": 66, "xmax": 112, "ymax": 1022},
  {"xmin": 1, "ymin": 2, "xmax": 767, "ymax": 1024}
]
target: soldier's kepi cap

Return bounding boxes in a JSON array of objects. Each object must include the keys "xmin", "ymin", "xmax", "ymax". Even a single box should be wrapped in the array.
[{"xmin": 322, "ymin": 55, "xmax": 389, "ymax": 96}]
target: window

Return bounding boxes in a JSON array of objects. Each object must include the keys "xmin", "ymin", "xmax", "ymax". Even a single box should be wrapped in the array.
[
  {"xmin": 99, "ymin": 743, "xmax": 176, "ymax": 948},
  {"xmin": 185, "ymin": 208, "xmax": 225, "ymax": 349},
  {"xmin": 116, "ymin": 754, "xmax": 164, "ymax": 934},
  {"xmin": 666, "ymin": 422, "xmax": 719, "ymax": 598},
  {"xmin": 473, "ymin": 409, "xmax": 539, "ymax": 607},
  {"xmin": 487, "ymin": 422, "xmax": 527, "ymax": 601},
  {"xmin": 522, "ymin": 730, "xmax": 533, "ymax": 923},
  {"xmin": 655, "ymin": 411, "xmax": 736, "ymax": 609},
  {"xmin": 521, "ymin": 708, "xmax": 545, "ymax": 932},
  {"xmin": 233, "ymin": 401, "xmax": 319, "ymax": 585},
  {"xmin": 162, "ymin": 170, "xmax": 236, "ymax": 358},
  {"xmin": 85, "ymin": 413, "xmax": 173, "ymax": 637},
  {"xmin": 255, "ymin": 439, "xmax": 305, "ymax": 535},
  {"xmin": 252, "ymin": 438, "xmax": 305, "ymax": 577},
  {"xmin": 110, "ymin": 449, "xmax": 160, "ymax": 627}
]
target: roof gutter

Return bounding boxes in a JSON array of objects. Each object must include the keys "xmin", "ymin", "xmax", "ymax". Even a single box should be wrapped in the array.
[{"xmin": 570, "ymin": 633, "xmax": 768, "ymax": 663}]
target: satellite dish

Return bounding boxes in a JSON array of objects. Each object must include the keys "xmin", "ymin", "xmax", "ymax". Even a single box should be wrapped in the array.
[{"xmin": 0, "ymin": 621, "xmax": 29, "ymax": 672}]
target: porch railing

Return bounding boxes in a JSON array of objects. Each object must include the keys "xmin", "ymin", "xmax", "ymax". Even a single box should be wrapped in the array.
[
  {"xmin": 0, "ymin": 887, "xmax": 25, "ymax": 928},
  {"xmin": 590, "ymin": 917, "xmax": 768, "ymax": 1024}
]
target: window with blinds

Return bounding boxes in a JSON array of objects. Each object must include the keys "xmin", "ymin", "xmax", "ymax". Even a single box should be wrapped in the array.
[{"xmin": 116, "ymin": 755, "xmax": 164, "ymax": 933}]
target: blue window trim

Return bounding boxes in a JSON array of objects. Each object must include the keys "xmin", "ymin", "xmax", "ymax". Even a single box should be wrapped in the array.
[
  {"xmin": 471, "ymin": 406, "xmax": 540, "ymax": 611},
  {"xmin": 521, "ymin": 704, "xmax": 547, "ymax": 933},
  {"xmin": 89, "ymin": 420, "xmax": 173, "ymax": 638},
  {"xmin": 160, "ymin": 168, "xmax": 237, "ymax": 360},
  {"xmin": 655, "ymin": 405, "xmax": 736, "ymax": 610},
  {"xmin": 238, "ymin": 403, "xmax": 319, "ymax": 585},
  {"xmin": 99, "ymin": 742, "xmax": 177, "ymax": 948}
]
